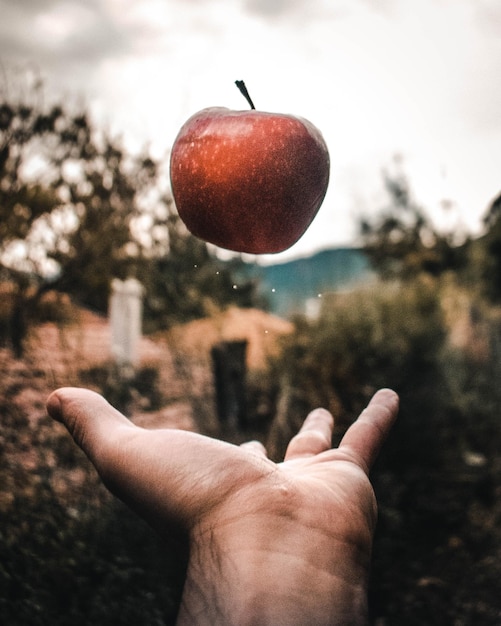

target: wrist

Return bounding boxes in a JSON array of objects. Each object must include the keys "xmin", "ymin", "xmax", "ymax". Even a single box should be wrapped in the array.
[{"xmin": 177, "ymin": 529, "xmax": 370, "ymax": 626}]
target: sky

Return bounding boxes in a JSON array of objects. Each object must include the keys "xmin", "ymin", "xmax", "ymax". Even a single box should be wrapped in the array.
[{"xmin": 1, "ymin": 0, "xmax": 500, "ymax": 262}]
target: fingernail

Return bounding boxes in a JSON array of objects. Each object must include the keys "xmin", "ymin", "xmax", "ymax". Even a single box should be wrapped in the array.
[{"xmin": 46, "ymin": 391, "xmax": 62, "ymax": 422}]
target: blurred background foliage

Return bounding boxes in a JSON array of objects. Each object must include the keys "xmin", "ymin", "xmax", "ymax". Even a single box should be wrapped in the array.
[
  {"xmin": 2, "ymin": 76, "xmax": 501, "ymax": 624},
  {"xmin": 0, "ymin": 78, "xmax": 259, "ymax": 356}
]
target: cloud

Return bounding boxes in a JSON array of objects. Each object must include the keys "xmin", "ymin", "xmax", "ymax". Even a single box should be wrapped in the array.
[
  {"xmin": 243, "ymin": 0, "xmax": 350, "ymax": 22},
  {"xmin": 475, "ymin": 0, "xmax": 501, "ymax": 35},
  {"xmin": 242, "ymin": 0, "xmax": 399, "ymax": 24},
  {"xmin": 245, "ymin": 0, "xmax": 305, "ymax": 18},
  {"xmin": 0, "ymin": 0, "xmax": 132, "ymax": 93}
]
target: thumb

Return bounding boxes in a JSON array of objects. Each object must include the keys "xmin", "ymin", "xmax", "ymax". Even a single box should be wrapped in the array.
[
  {"xmin": 47, "ymin": 388, "xmax": 146, "ymax": 508},
  {"xmin": 47, "ymin": 387, "xmax": 194, "ymax": 540},
  {"xmin": 47, "ymin": 387, "xmax": 236, "ymax": 530},
  {"xmin": 47, "ymin": 387, "xmax": 136, "ymax": 471},
  {"xmin": 47, "ymin": 387, "xmax": 183, "ymax": 528}
]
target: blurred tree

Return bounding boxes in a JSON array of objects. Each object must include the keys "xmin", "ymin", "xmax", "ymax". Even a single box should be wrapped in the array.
[
  {"xmin": 0, "ymin": 70, "xmax": 261, "ymax": 353},
  {"xmin": 0, "ymin": 82, "xmax": 157, "ymax": 352},
  {"xmin": 141, "ymin": 197, "xmax": 261, "ymax": 332},
  {"xmin": 476, "ymin": 191, "xmax": 501, "ymax": 302},
  {"xmin": 360, "ymin": 162, "xmax": 470, "ymax": 281},
  {"xmin": 48, "ymin": 119, "xmax": 159, "ymax": 312}
]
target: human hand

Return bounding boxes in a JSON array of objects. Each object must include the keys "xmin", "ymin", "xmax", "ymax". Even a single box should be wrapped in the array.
[{"xmin": 47, "ymin": 387, "xmax": 398, "ymax": 626}]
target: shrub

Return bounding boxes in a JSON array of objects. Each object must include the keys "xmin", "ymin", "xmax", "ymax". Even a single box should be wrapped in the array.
[
  {"xmin": 266, "ymin": 277, "xmax": 501, "ymax": 624},
  {"xmin": 267, "ymin": 278, "xmax": 448, "ymax": 463}
]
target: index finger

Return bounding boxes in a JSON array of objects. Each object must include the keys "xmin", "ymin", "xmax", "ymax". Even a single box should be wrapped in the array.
[
  {"xmin": 284, "ymin": 408, "xmax": 334, "ymax": 461},
  {"xmin": 338, "ymin": 389, "xmax": 399, "ymax": 474}
]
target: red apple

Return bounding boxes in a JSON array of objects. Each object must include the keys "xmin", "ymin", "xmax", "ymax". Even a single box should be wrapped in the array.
[{"xmin": 169, "ymin": 101, "xmax": 330, "ymax": 254}]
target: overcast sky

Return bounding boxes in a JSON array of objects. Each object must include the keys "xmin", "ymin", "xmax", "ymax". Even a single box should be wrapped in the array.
[{"xmin": 1, "ymin": 0, "xmax": 500, "ymax": 261}]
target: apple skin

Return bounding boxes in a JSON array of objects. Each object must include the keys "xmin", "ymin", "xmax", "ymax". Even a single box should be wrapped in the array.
[{"xmin": 169, "ymin": 107, "xmax": 330, "ymax": 254}]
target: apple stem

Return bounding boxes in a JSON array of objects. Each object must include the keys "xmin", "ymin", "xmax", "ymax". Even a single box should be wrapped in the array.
[{"xmin": 235, "ymin": 80, "xmax": 256, "ymax": 110}]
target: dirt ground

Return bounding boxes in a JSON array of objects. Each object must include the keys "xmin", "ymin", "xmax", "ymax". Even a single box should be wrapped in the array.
[{"xmin": 8, "ymin": 305, "xmax": 292, "ymax": 433}]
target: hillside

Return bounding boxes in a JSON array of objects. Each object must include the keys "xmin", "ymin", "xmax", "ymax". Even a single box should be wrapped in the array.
[{"xmin": 250, "ymin": 247, "xmax": 373, "ymax": 316}]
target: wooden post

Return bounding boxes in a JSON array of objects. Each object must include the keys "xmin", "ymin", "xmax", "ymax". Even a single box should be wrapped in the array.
[{"xmin": 211, "ymin": 340, "xmax": 248, "ymax": 430}]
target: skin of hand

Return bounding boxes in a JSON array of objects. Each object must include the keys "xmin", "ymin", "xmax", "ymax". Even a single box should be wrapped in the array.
[{"xmin": 47, "ymin": 387, "xmax": 398, "ymax": 626}]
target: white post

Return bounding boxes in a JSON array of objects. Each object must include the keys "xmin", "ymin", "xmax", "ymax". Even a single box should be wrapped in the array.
[{"xmin": 110, "ymin": 277, "xmax": 143, "ymax": 369}]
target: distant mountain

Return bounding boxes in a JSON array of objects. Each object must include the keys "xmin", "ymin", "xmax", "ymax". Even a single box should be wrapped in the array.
[{"xmin": 248, "ymin": 247, "xmax": 374, "ymax": 317}]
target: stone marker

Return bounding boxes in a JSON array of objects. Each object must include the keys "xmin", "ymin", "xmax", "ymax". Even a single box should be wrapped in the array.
[{"xmin": 110, "ymin": 277, "xmax": 143, "ymax": 369}]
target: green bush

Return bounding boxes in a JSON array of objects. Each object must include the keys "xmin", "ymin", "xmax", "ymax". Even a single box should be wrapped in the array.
[
  {"xmin": 268, "ymin": 279, "xmax": 448, "ymax": 462},
  {"xmin": 266, "ymin": 278, "xmax": 501, "ymax": 624}
]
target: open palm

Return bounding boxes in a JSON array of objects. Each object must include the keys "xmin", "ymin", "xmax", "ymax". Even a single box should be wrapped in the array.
[{"xmin": 48, "ymin": 387, "xmax": 398, "ymax": 625}]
